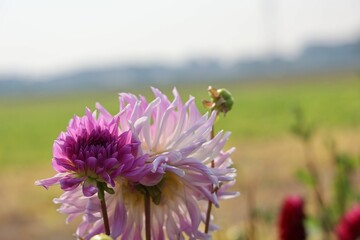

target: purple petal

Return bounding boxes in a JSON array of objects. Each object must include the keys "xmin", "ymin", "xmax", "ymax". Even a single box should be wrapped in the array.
[
  {"xmin": 139, "ymin": 172, "xmax": 164, "ymax": 186},
  {"xmin": 165, "ymin": 165, "xmax": 185, "ymax": 177},
  {"xmin": 118, "ymin": 131, "xmax": 132, "ymax": 146},
  {"xmin": 134, "ymin": 154, "xmax": 148, "ymax": 166},
  {"xmin": 54, "ymin": 157, "xmax": 77, "ymax": 172},
  {"xmin": 104, "ymin": 157, "xmax": 118, "ymax": 170},
  {"xmin": 86, "ymin": 157, "xmax": 97, "ymax": 173},
  {"xmin": 60, "ymin": 175, "xmax": 84, "ymax": 191},
  {"xmin": 111, "ymin": 202, "xmax": 127, "ymax": 238},
  {"xmin": 34, "ymin": 173, "xmax": 64, "ymax": 189},
  {"xmin": 110, "ymin": 164, "xmax": 125, "ymax": 179},
  {"xmin": 95, "ymin": 102, "xmax": 113, "ymax": 122},
  {"xmin": 82, "ymin": 181, "xmax": 98, "ymax": 197},
  {"xmin": 99, "ymin": 172, "xmax": 113, "ymax": 186},
  {"xmin": 186, "ymin": 197, "xmax": 201, "ymax": 231},
  {"xmin": 74, "ymin": 159, "xmax": 85, "ymax": 172}
]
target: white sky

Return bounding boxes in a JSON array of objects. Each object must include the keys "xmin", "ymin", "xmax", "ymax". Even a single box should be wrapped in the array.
[{"xmin": 0, "ymin": 0, "xmax": 359, "ymax": 75}]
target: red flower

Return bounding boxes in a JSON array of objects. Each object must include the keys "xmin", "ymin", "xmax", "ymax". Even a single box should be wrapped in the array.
[
  {"xmin": 278, "ymin": 195, "xmax": 306, "ymax": 240},
  {"xmin": 336, "ymin": 205, "xmax": 360, "ymax": 240}
]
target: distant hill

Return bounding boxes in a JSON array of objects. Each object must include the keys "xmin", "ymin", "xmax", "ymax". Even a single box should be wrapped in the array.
[{"xmin": 0, "ymin": 39, "xmax": 359, "ymax": 95}]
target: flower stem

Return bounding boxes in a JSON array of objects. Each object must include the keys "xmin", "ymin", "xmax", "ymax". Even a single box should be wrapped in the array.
[
  {"xmin": 100, "ymin": 197, "xmax": 111, "ymax": 235},
  {"xmin": 145, "ymin": 190, "xmax": 151, "ymax": 240},
  {"xmin": 204, "ymin": 197, "xmax": 213, "ymax": 233},
  {"xmin": 97, "ymin": 182, "xmax": 111, "ymax": 236},
  {"xmin": 204, "ymin": 124, "xmax": 216, "ymax": 234}
]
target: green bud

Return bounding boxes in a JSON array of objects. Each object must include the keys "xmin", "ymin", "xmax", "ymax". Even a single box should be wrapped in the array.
[
  {"xmin": 203, "ymin": 86, "xmax": 234, "ymax": 115},
  {"xmin": 90, "ymin": 234, "xmax": 114, "ymax": 240}
]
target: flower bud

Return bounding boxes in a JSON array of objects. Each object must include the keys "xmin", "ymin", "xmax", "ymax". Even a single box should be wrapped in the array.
[
  {"xmin": 90, "ymin": 234, "xmax": 114, "ymax": 240},
  {"xmin": 203, "ymin": 86, "xmax": 234, "ymax": 115},
  {"xmin": 278, "ymin": 195, "xmax": 306, "ymax": 240},
  {"xmin": 336, "ymin": 205, "xmax": 360, "ymax": 240}
]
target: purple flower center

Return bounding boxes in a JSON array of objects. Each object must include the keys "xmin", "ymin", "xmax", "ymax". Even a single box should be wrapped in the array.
[
  {"xmin": 67, "ymin": 128, "xmax": 119, "ymax": 170},
  {"xmin": 56, "ymin": 127, "xmax": 139, "ymax": 196}
]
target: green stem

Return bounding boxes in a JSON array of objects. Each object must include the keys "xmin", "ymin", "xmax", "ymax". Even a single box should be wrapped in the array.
[
  {"xmin": 303, "ymin": 142, "xmax": 332, "ymax": 239},
  {"xmin": 145, "ymin": 191, "xmax": 151, "ymax": 240},
  {"xmin": 97, "ymin": 182, "xmax": 111, "ymax": 236},
  {"xmin": 204, "ymin": 123, "xmax": 215, "ymax": 234}
]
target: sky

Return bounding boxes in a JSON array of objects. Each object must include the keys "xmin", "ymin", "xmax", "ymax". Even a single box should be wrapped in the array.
[{"xmin": 0, "ymin": 0, "xmax": 359, "ymax": 75}]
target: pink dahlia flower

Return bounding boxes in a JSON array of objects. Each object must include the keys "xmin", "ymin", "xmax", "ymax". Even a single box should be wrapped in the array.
[
  {"xmin": 55, "ymin": 88, "xmax": 237, "ymax": 239},
  {"xmin": 35, "ymin": 107, "xmax": 149, "ymax": 197},
  {"xmin": 336, "ymin": 205, "xmax": 360, "ymax": 240},
  {"xmin": 278, "ymin": 195, "xmax": 306, "ymax": 240}
]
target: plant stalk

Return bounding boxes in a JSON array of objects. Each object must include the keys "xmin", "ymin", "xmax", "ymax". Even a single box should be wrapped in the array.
[
  {"xmin": 98, "ymin": 187, "xmax": 111, "ymax": 236},
  {"xmin": 303, "ymin": 141, "xmax": 332, "ymax": 239},
  {"xmin": 204, "ymin": 124, "xmax": 216, "ymax": 233},
  {"xmin": 145, "ymin": 191, "xmax": 151, "ymax": 240}
]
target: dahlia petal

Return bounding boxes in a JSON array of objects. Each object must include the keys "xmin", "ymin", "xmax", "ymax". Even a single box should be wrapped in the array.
[
  {"xmin": 35, "ymin": 173, "xmax": 64, "ymax": 189},
  {"xmin": 85, "ymin": 108, "xmax": 96, "ymax": 131},
  {"xmin": 117, "ymin": 145, "xmax": 131, "ymax": 156},
  {"xmin": 125, "ymin": 164, "xmax": 155, "ymax": 183},
  {"xmin": 109, "ymin": 164, "xmax": 124, "ymax": 179},
  {"xmin": 152, "ymin": 105, "xmax": 174, "ymax": 149},
  {"xmin": 167, "ymin": 101, "xmax": 187, "ymax": 144},
  {"xmin": 218, "ymin": 191, "xmax": 240, "ymax": 199},
  {"xmin": 103, "ymin": 157, "xmax": 118, "ymax": 170},
  {"xmin": 152, "ymin": 155, "xmax": 167, "ymax": 172},
  {"xmin": 178, "ymin": 158, "xmax": 218, "ymax": 186},
  {"xmin": 117, "ymin": 130, "xmax": 131, "ymax": 146},
  {"xmin": 134, "ymin": 154, "xmax": 148, "ymax": 166},
  {"xmin": 60, "ymin": 176, "xmax": 85, "ymax": 191},
  {"xmin": 99, "ymin": 172, "xmax": 113, "ymax": 186},
  {"xmin": 132, "ymin": 116, "xmax": 148, "ymax": 135},
  {"xmin": 184, "ymin": 173, "xmax": 217, "ymax": 185},
  {"xmin": 95, "ymin": 102, "xmax": 113, "ymax": 122},
  {"xmin": 74, "ymin": 159, "xmax": 85, "ymax": 172},
  {"xmin": 86, "ymin": 157, "xmax": 97, "ymax": 173},
  {"xmin": 188, "ymin": 96, "xmax": 202, "ymax": 124},
  {"xmin": 171, "ymin": 87, "xmax": 182, "ymax": 108},
  {"xmin": 82, "ymin": 181, "xmax": 98, "ymax": 197},
  {"xmin": 169, "ymin": 114, "xmax": 209, "ymax": 149},
  {"xmin": 119, "ymin": 154, "xmax": 137, "ymax": 171},
  {"xmin": 186, "ymin": 197, "xmax": 201, "ymax": 231},
  {"xmin": 111, "ymin": 201, "xmax": 126, "ymax": 238},
  {"xmin": 166, "ymin": 213, "xmax": 180, "ymax": 240},
  {"xmin": 140, "ymin": 172, "xmax": 164, "ymax": 186},
  {"xmin": 54, "ymin": 157, "xmax": 77, "ymax": 172},
  {"xmin": 179, "ymin": 142, "xmax": 203, "ymax": 158},
  {"xmin": 165, "ymin": 165, "xmax": 185, "ymax": 177}
]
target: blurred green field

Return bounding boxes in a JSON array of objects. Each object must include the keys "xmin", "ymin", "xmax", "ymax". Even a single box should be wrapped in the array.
[{"xmin": 0, "ymin": 72, "xmax": 359, "ymax": 167}]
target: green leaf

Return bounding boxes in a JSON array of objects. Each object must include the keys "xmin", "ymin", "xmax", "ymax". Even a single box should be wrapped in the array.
[
  {"xmin": 134, "ymin": 182, "xmax": 163, "ymax": 205},
  {"xmin": 104, "ymin": 185, "xmax": 115, "ymax": 195},
  {"xmin": 147, "ymin": 185, "xmax": 162, "ymax": 205}
]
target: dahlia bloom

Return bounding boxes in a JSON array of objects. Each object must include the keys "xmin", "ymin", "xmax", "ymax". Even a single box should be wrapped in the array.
[
  {"xmin": 35, "ymin": 107, "xmax": 149, "ymax": 197},
  {"xmin": 278, "ymin": 195, "xmax": 306, "ymax": 240},
  {"xmin": 336, "ymin": 205, "xmax": 360, "ymax": 240},
  {"xmin": 55, "ymin": 88, "xmax": 237, "ymax": 239}
]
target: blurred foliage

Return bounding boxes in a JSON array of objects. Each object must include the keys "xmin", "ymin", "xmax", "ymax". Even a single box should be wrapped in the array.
[
  {"xmin": 295, "ymin": 168, "xmax": 316, "ymax": 188},
  {"xmin": 291, "ymin": 107, "xmax": 360, "ymax": 239},
  {"xmin": 290, "ymin": 106, "xmax": 315, "ymax": 142}
]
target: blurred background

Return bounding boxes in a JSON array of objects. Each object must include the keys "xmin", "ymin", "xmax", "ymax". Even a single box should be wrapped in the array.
[{"xmin": 0, "ymin": 0, "xmax": 359, "ymax": 239}]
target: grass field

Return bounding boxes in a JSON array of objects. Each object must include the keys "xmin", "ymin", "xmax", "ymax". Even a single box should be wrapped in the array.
[{"xmin": 0, "ymin": 71, "xmax": 360, "ymax": 239}]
